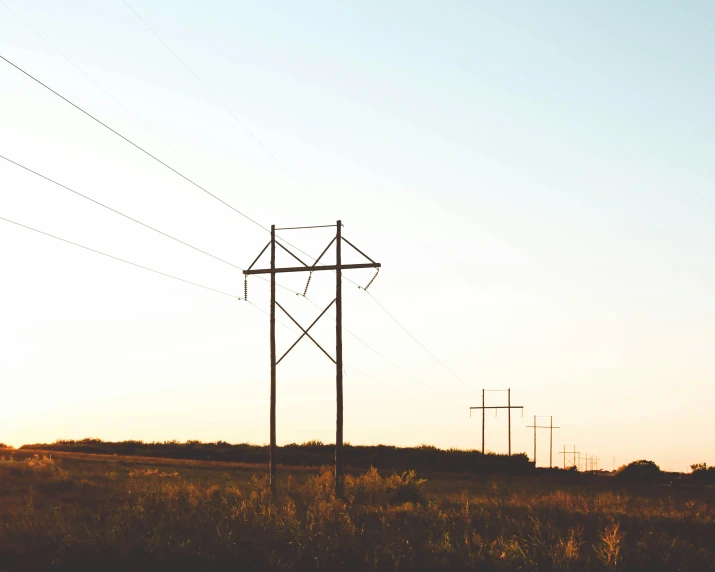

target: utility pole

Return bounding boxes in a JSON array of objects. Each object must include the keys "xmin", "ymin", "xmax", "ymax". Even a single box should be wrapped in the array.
[
  {"xmin": 335, "ymin": 221, "xmax": 344, "ymax": 498},
  {"xmin": 508, "ymin": 389, "xmax": 512, "ymax": 456},
  {"xmin": 526, "ymin": 416, "xmax": 560, "ymax": 468},
  {"xmin": 244, "ymin": 221, "xmax": 380, "ymax": 499},
  {"xmin": 481, "ymin": 389, "xmax": 485, "ymax": 454},
  {"xmin": 469, "ymin": 389, "xmax": 523, "ymax": 455},
  {"xmin": 586, "ymin": 455, "xmax": 599, "ymax": 471},
  {"xmin": 269, "ymin": 224, "xmax": 276, "ymax": 496},
  {"xmin": 559, "ymin": 445, "xmax": 580, "ymax": 470}
]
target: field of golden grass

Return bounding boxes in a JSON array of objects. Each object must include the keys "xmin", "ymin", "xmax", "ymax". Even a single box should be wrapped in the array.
[{"xmin": 0, "ymin": 448, "xmax": 713, "ymax": 570}]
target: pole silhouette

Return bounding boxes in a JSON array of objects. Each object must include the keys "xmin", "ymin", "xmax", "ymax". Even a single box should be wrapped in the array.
[
  {"xmin": 244, "ymin": 221, "xmax": 380, "ymax": 499},
  {"xmin": 526, "ymin": 416, "xmax": 560, "ymax": 468},
  {"xmin": 470, "ymin": 389, "xmax": 523, "ymax": 456},
  {"xmin": 560, "ymin": 445, "xmax": 580, "ymax": 470}
]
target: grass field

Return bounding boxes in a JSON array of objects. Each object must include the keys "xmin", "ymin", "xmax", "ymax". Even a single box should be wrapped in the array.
[{"xmin": 0, "ymin": 448, "xmax": 713, "ymax": 571}]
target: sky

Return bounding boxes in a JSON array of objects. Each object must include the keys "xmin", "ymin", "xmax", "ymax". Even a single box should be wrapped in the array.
[{"xmin": 1, "ymin": 1, "xmax": 714, "ymax": 472}]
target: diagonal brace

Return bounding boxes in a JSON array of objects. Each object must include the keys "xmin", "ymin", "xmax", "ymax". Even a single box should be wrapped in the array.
[
  {"xmin": 342, "ymin": 236, "xmax": 376, "ymax": 264},
  {"xmin": 276, "ymin": 241, "xmax": 308, "ymax": 267},
  {"xmin": 311, "ymin": 236, "xmax": 336, "ymax": 268},
  {"xmin": 276, "ymin": 301, "xmax": 336, "ymax": 364},
  {"xmin": 247, "ymin": 241, "xmax": 270, "ymax": 271}
]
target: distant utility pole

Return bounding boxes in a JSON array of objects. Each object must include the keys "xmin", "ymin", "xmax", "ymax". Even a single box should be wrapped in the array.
[
  {"xmin": 526, "ymin": 415, "xmax": 560, "ymax": 468},
  {"xmin": 560, "ymin": 445, "xmax": 580, "ymax": 470},
  {"xmin": 469, "ymin": 388, "xmax": 523, "ymax": 455},
  {"xmin": 581, "ymin": 454, "xmax": 600, "ymax": 472},
  {"xmin": 244, "ymin": 220, "xmax": 380, "ymax": 499}
]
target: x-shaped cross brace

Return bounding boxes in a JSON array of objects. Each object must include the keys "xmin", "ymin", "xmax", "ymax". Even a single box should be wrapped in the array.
[{"xmin": 275, "ymin": 298, "xmax": 336, "ymax": 364}]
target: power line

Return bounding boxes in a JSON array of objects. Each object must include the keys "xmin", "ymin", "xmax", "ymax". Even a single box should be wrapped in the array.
[
  {"xmin": 119, "ymin": 0, "xmax": 326, "ymax": 210},
  {"xmin": 298, "ymin": 295, "xmax": 463, "ymax": 407},
  {"xmin": 0, "ymin": 154, "xmax": 242, "ymax": 270},
  {"xmin": 364, "ymin": 290, "xmax": 481, "ymax": 394},
  {"xmin": 0, "ymin": 154, "xmax": 303, "ymax": 297},
  {"xmin": 0, "ymin": 215, "xmax": 239, "ymax": 298},
  {"xmin": 345, "ymin": 364, "xmax": 441, "ymax": 411},
  {"xmin": 247, "ymin": 296, "xmax": 436, "ymax": 410},
  {"xmin": 1, "ymin": 209, "xmax": 435, "ymax": 414},
  {"xmin": 0, "ymin": 53, "xmax": 333, "ymax": 273},
  {"xmin": 0, "ymin": 53, "xmax": 267, "ymax": 233},
  {"xmin": 0, "ymin": 0, "xmax": 202, "ymax": 177},
  {"xmin": 0, "ymin": 53, "xmax": 483, "ymax": 404}
]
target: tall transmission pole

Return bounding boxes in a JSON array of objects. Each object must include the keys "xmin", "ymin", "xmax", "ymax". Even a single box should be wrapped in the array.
[
  {"xmin": 469, "ymin": 389, "xmax": 523, "ymax": 455},
  {"xmin": 244, "ymin": 221, "xmax": 380, "ymax": 499},
  {"xmin": 526, "ymin": 416, "xmax": 560, "ymax": 468},
  {"xmin": 560, "ymin": 445, "xmax": 580, "ymax": 470}
]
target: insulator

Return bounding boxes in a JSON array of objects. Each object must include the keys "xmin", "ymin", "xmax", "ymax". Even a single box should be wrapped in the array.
[
  {"xmin": 244, "ymin": 276, "xmax": 248, "ymax": 301},
  {"xmin": 302, "ymin": 271, "xmax": 313, "ymax": 297},
  {"xmin": 362, "ymin": 268, "xmax": 380, "ymax": 291}
]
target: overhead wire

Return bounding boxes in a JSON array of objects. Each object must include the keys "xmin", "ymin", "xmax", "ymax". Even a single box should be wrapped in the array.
[
  {"xmin": 1, "ymin": 154, "xmax": 242, "ymax": 270},
  {"xmin": 0, "ymin": 154, "xmax": 302, "ymax": 297},
  {"xmin": 1, "ymin": 46, "xmax": 486, "ymax": 410},
  {"xmin": 0, "ymin": 216, "xmax": 437, "ymax": 409},
  {"xmin": 364, "ymin": 289, "xmax": 482, "ymax": 394},
  {"xmin": 119, "ymin": 0, "xmax": 326, "ymax": 210},
  {"xmin": 0, "ymin": 215, "xmax": 239, "ymax": 298},
  {"xmin": 344, "ymin": 364, "xmax": 442, "ymax": 411},
  {"xmin": 0, "ymin": 53, "xmax": 335, "ymax": 273},
  {"xmin": 6, "ymin": 7, "xmax": 488, "ymax": 395},
  {"xmin": 0, "ymin": 53, "xmax": 268, "ymax": 233},
  {"xmin": 298, "ymin": 295, "xmax": 463, "ymax": 407},
  {"xmin": 115, "ymin": 2, "xmax": 372, "ymax": 284},
  {"xmin": 0, "ymin": 207, "xmax": 441, "ymax": 412},
  {"xmin": 245, "ymin": 297, "xmax": 438, "ymax": 410},
  {"xmin": 0, "ymin": 0, "xmax": 203, "ymax": 177}
]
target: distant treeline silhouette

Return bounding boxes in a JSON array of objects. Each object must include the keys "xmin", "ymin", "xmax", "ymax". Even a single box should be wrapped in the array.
[{"xmin": 21, "ymin": 439, "xmax": 533, "ymax": 474}]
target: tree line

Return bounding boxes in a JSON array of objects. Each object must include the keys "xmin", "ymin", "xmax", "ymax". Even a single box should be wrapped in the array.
[{"xmin": 20, "ymin": 439, "xmax": 533, "ymax": 474}]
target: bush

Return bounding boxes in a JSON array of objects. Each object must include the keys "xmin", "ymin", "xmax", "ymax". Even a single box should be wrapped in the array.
[
  {"xmin": 691, "ymin": 463, "xmax": 715, "ymax": 484},
  {"xmin": 388, "ymin": 470, "xmax": 427, "ymax": 504},
  {"xmin": 614, "ymin": 460, "xmax": 663, "ymax": 483},
  {"xmin": 345, "ymin": 467, "xmax": 426, "ymax": 505}
]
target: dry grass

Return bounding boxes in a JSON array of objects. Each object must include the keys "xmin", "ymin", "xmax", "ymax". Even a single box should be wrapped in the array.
[{"xmin": 0, "ymin": 451, "xmax": 713, "ymax": 571}]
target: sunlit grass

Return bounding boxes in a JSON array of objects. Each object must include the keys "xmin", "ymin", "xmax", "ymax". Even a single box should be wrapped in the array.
[{"xmin": 0, "ymin": 453, "xmax": 713, "ymax": 570}]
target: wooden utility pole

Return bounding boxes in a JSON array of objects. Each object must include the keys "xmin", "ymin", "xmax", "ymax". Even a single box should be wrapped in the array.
[
  {"xmin": 470, "ymin": 389, "xmax": 523, "ymax": 455},
  {"xmin": 526, "ymin": 416, "xmax": 560, "ymax": 468},
  {"xmin": 335, "ymin": 221, "xmax": 344, "ymax": 497},
  {"xmin": 559, "ymin": 445, "xmax": 580, "ymax": 470},
  {"xmin": 269, "ymin": 225, "xmax": 277, "ymax": 498},
  {"xmin": 507, "ymin": 389, "xmax": 512, "ymax": 455},
  {"xmin": 481, "ymin": 389, "xmax": 485, "ymax": 454},
  {"xmin": 244, "ymin": 221, "xmax": 380, "ymax": 499}
]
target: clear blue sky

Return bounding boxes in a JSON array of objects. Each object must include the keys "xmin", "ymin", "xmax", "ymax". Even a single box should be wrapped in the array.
[{"xmin": 1, "ymin": 1, "xmax": 713, "ymax": 471}]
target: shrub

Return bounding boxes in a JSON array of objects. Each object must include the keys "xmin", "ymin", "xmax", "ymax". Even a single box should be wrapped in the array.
[
  {"xmin": 344, "ymin": 467, "xmax": 426, "ymax": 506},
  {"xmin": 387, "ymin": 470, "xmax": 427, "ymax": 504},
  {"xmin": 691, "ymin": 463, "xmax": 715, "ymax": 484},
  {"xmin": 614, "ymin": 460, "xmax": 663, "ymax": 483}
]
